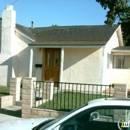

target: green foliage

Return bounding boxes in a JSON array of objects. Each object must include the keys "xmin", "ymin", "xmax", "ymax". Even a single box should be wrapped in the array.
[
  {"xmin": 96, "ymin": 0, "xmax": 130, "ymax": 46},
  {"xmin": 52, "ymin": 24, "xmax": 58, "ymax": 27}
]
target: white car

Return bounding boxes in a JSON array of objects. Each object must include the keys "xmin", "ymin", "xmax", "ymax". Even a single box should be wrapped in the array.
[{"xmin": 0, "ymin": 98, "xmax": 130, "ymax": 130}]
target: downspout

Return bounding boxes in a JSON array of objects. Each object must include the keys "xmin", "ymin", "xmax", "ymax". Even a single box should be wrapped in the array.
[
  {"xmin": 101, "ymin": 46, "xmax": 106, "ymax": 84},
  {"xmin": 29, "ymin": 48, "xmax": 33, "ymax": 77}
]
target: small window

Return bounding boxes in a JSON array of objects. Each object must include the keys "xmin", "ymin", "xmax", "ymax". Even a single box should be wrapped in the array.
[
  {"xmin": 47, "ymin": 50, "xmax": 52, "ymax": 67},
  {"xmin": 55, "ymin": 51, "xmax": 59, "ymax": 67}
]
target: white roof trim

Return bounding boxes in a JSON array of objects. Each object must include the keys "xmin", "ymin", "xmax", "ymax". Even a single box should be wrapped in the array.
[
  {"xmin": 15, "ymin": 28, "xmax": 35, "ymax": 42},
  {"xmin": 116, "ymin": 25, "xmax": 124, "ymax": 46},
  {"xmin": 29, "ymin": 45, "xmax": 104, "ymax": 48}
]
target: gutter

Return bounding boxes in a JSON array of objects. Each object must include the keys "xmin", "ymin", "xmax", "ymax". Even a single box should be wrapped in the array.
[{"xmin": 28, "ymin": 44, "xmax": 104, "ymax": 48}]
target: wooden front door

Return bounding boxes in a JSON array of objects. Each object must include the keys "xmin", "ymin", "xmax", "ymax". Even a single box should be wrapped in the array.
[{"xmin": 45, "ymin": 48, "xmax": 61, "ymax": 82}]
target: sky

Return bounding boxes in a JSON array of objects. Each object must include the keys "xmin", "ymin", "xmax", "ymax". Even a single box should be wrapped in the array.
[{"xmin": 0, "ymin": 0, "xmax": 108, "ymax": 27}]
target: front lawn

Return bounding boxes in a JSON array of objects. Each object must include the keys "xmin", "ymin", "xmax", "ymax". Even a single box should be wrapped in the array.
[
  {"xmin": 38, "ymin": 91, "xmax": 113, "ymax": 111},
  {"xmin": 0, "ymin": 86, "xmax": 9, "ymax": 97}
]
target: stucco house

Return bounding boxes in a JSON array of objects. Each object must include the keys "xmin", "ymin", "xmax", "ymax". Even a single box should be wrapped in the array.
[
  {"xmin": 0, "ymin": 5, "xmax": 126, "ymax": 87},
  {"xmin": 104, "ymin": 46, "xmax": 130, "ymax": 89}
]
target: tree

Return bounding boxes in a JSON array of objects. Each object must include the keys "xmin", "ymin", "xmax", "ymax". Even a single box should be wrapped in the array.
[{"xmin": 96, "ymin": 0, "xmax": 130, "ymax": 46}]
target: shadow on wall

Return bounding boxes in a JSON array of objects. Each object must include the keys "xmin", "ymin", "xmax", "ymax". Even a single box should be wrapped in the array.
[
  {"xmin": 63, "ymin": 48, "xmax": 101, "ymax": 71},
  {"xmin": 16, "ymin": 47, "xmax": 30, "ymax": 77},
  {"xmin": 0, "ymin": 25, "xmax": 32, "ymax": 86},
  {"xmin": 0, "ymin": 46, "xmax": 30, "ymax": 86},
  {"xmin": 0, "ymin": 57, "xmax": 13, "ymax": 86}
]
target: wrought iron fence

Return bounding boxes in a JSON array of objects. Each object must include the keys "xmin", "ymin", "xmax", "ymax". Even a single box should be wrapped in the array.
[{"xmin": 33, "ymin": 81, "xmax": 114, "ymax": 112}]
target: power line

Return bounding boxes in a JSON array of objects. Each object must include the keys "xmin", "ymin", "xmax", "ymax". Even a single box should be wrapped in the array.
[
  {"xmin": 0, "ymin": 0, "xmax": 18, "ymax": 31},
  {"xmin": 10, "ymin": 0, "xmax": 18, "ymax": 5},
  {"xmin": 0, "ymin": 0, "xmax": 18, "ymax": 13}
]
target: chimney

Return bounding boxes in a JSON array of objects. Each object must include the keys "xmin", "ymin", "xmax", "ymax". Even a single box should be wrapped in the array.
[
  {"xmin": 1, "ymin": 5, "xmax": 16, "ymax": 54},
  {"xmin": 31, "ymin": 21, "xmax": 34, "ymax": 29}
]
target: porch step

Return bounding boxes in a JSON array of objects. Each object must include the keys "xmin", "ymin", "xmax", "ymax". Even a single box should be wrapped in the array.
[{"xmin": 16, "ymin": 100, "xmax": 22, "ymax": 106}]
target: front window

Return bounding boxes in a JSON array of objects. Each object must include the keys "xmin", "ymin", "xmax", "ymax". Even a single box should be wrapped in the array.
[{"xmin": 113, "ymin": 55, "xmax": 130, "ymax": 69}]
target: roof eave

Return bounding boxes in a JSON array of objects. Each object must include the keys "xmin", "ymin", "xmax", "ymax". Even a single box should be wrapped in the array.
[
  {"xmin": 29, "ymin": 43, "xmax": 104, "ymax": 48},
  {"xmin": 116, "ymin": 25, "xmax": 124, "ymax": 46},
  {"xmin": 15, "ymin": 28, "xmax": 36, "ymax": 42},
  {"xmin": 111, "ymin": 50, "xmax": 130, "ymax": 55}
]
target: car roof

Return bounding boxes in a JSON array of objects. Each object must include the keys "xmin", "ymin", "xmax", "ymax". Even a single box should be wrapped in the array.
[{"xmin": 88, "ymin": 98, "xmax": 130, "ymax": 107}]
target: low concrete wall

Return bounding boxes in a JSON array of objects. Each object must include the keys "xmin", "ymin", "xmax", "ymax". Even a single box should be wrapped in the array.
[
  {"xmin": 10, "ymin": 78, "xmax": 21, "ymax": 105},
  {"xmin": 23, "ymin": 108, "xmax": 67, "ymax": 118},
  {"xmin": 0, "ymin": 95, "xmax": 13, "ymax": 108},
  {"xmin": 114, "ymin": 84, "xmax": 127, "ymax": 98}
]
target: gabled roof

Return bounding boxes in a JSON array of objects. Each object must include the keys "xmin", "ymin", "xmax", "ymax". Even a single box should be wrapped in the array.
[
  {"xmin": 0, "ymin": 17, "xmax": 120, "ymax": 47},
  {"xmin": 15, "ymin": 24, "xmax": 120, "ymax": 47}
]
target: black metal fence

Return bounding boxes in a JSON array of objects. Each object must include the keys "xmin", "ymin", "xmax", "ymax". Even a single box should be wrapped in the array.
[{"xmin": 33, "ymin": 81, "xmax": 114, "ymax": 112}]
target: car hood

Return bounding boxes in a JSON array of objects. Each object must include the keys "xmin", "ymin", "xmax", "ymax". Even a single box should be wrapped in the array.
[{"xmin": 0, "ymin": 118, "xmax": 54, "ymax": 130}]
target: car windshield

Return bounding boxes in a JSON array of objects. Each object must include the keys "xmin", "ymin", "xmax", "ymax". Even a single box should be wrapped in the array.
[{"xmin": 38, "ymin": 104, "xmax": 87, "ymax": 129}]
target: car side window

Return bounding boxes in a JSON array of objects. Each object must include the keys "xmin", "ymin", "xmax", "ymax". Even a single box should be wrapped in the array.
[
  {"xmin": 90, "ymin": 108, "xmax": 130, "ymax": 123},
  {"xmin": 59, "ymin": 107, "xmax": 130, "ymax": 130},
  {"xmin": 86, "ymin": 108, "xmax": 130, "ymax": 130},
  {"xmin": 59, "ymin": 109, "xmax": 92, "ymax": 130}
]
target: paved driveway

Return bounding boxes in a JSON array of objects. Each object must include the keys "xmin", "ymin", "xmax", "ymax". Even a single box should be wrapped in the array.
[{"xmin": 0, "ymin": 106, "xmax": 21, "ymax": 122}]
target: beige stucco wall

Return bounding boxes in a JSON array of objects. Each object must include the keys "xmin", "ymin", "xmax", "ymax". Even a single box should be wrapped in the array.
[
  {"xmin": 12, "ymin": 32, "xmax": 31, "ymax": 77},
  {"xmin": 33, "ymin": 48, "xmax": 43, "ymax": 81},
  {"xmin": 12, "ymin": 32, "xmax": 44, "ymax": 81},
  {"xmin": 104, "ymin": 69, "xmax": 130, "ymax": 89},
  {"xmin": 63, "ymin": 48, "xmax": 103, "ymax": 84},
  {"xmin": 102, "ymin": 30, "xmax": 121, "ymax": 84},
  {"xmin": 0, "ymin": 55, "xmax": 12, "ymax": 86},
  {"xmin": 105, "ymin": 31, "xmax": 121, "ymax": 54}
]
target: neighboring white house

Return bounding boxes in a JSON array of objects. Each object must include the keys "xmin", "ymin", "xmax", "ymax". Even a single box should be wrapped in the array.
[
  {"xmin": 103, "ymin": 46, "xmax": 130, "ymax": 88},
  {"xmin": 0, "ymin": 5, "xmax": 126, "ymax": 87}
]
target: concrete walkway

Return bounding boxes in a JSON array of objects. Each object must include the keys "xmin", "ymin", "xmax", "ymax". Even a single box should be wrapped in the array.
[{"xmin": 0, "ymin": 106, "xmax": 21, "ymax": 122}]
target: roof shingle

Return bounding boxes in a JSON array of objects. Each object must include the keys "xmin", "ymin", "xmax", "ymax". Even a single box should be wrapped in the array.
[{"xmin": 31, "ymin": 25, "xmax": 119, "ymax": 43}]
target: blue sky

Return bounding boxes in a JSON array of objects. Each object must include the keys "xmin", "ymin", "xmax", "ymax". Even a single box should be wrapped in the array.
[{"xmin": 0, "ymin": 0, "xmax": 108, "ymax": 27}]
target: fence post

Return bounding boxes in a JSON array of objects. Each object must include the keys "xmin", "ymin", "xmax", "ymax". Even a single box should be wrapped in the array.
[
  {"xmin": 10, "ymin": 78, "xmax": 21, "ymax": 105},
  {"xmin": 114, "ymin": 84, "xmax": 127, "ymax": 122},
  {"xmin": 114, "ymin": 84, "xmax": 127, "ymax": 98},
  {"xmin": 22, "ymin": 77, "xmax": 36, "ymax": 118}
]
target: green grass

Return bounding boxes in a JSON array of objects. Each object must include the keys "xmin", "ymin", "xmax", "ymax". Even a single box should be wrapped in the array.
[
  {"xmin": 0, "ymin": 86, "xmax": 23, "ymax": 97},
  {"xmin": 0, "ymin": 86, "xmax": 9, "ymax": 97},
  {"xmin": 38, "ymin": 91, "xmax": 113, "ymax": 111}
]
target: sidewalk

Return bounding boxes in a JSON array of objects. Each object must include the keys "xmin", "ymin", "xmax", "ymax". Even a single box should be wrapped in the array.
[{"xmin": 0, "ymin": 106, "xmax": 21, "ymax": 122}]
